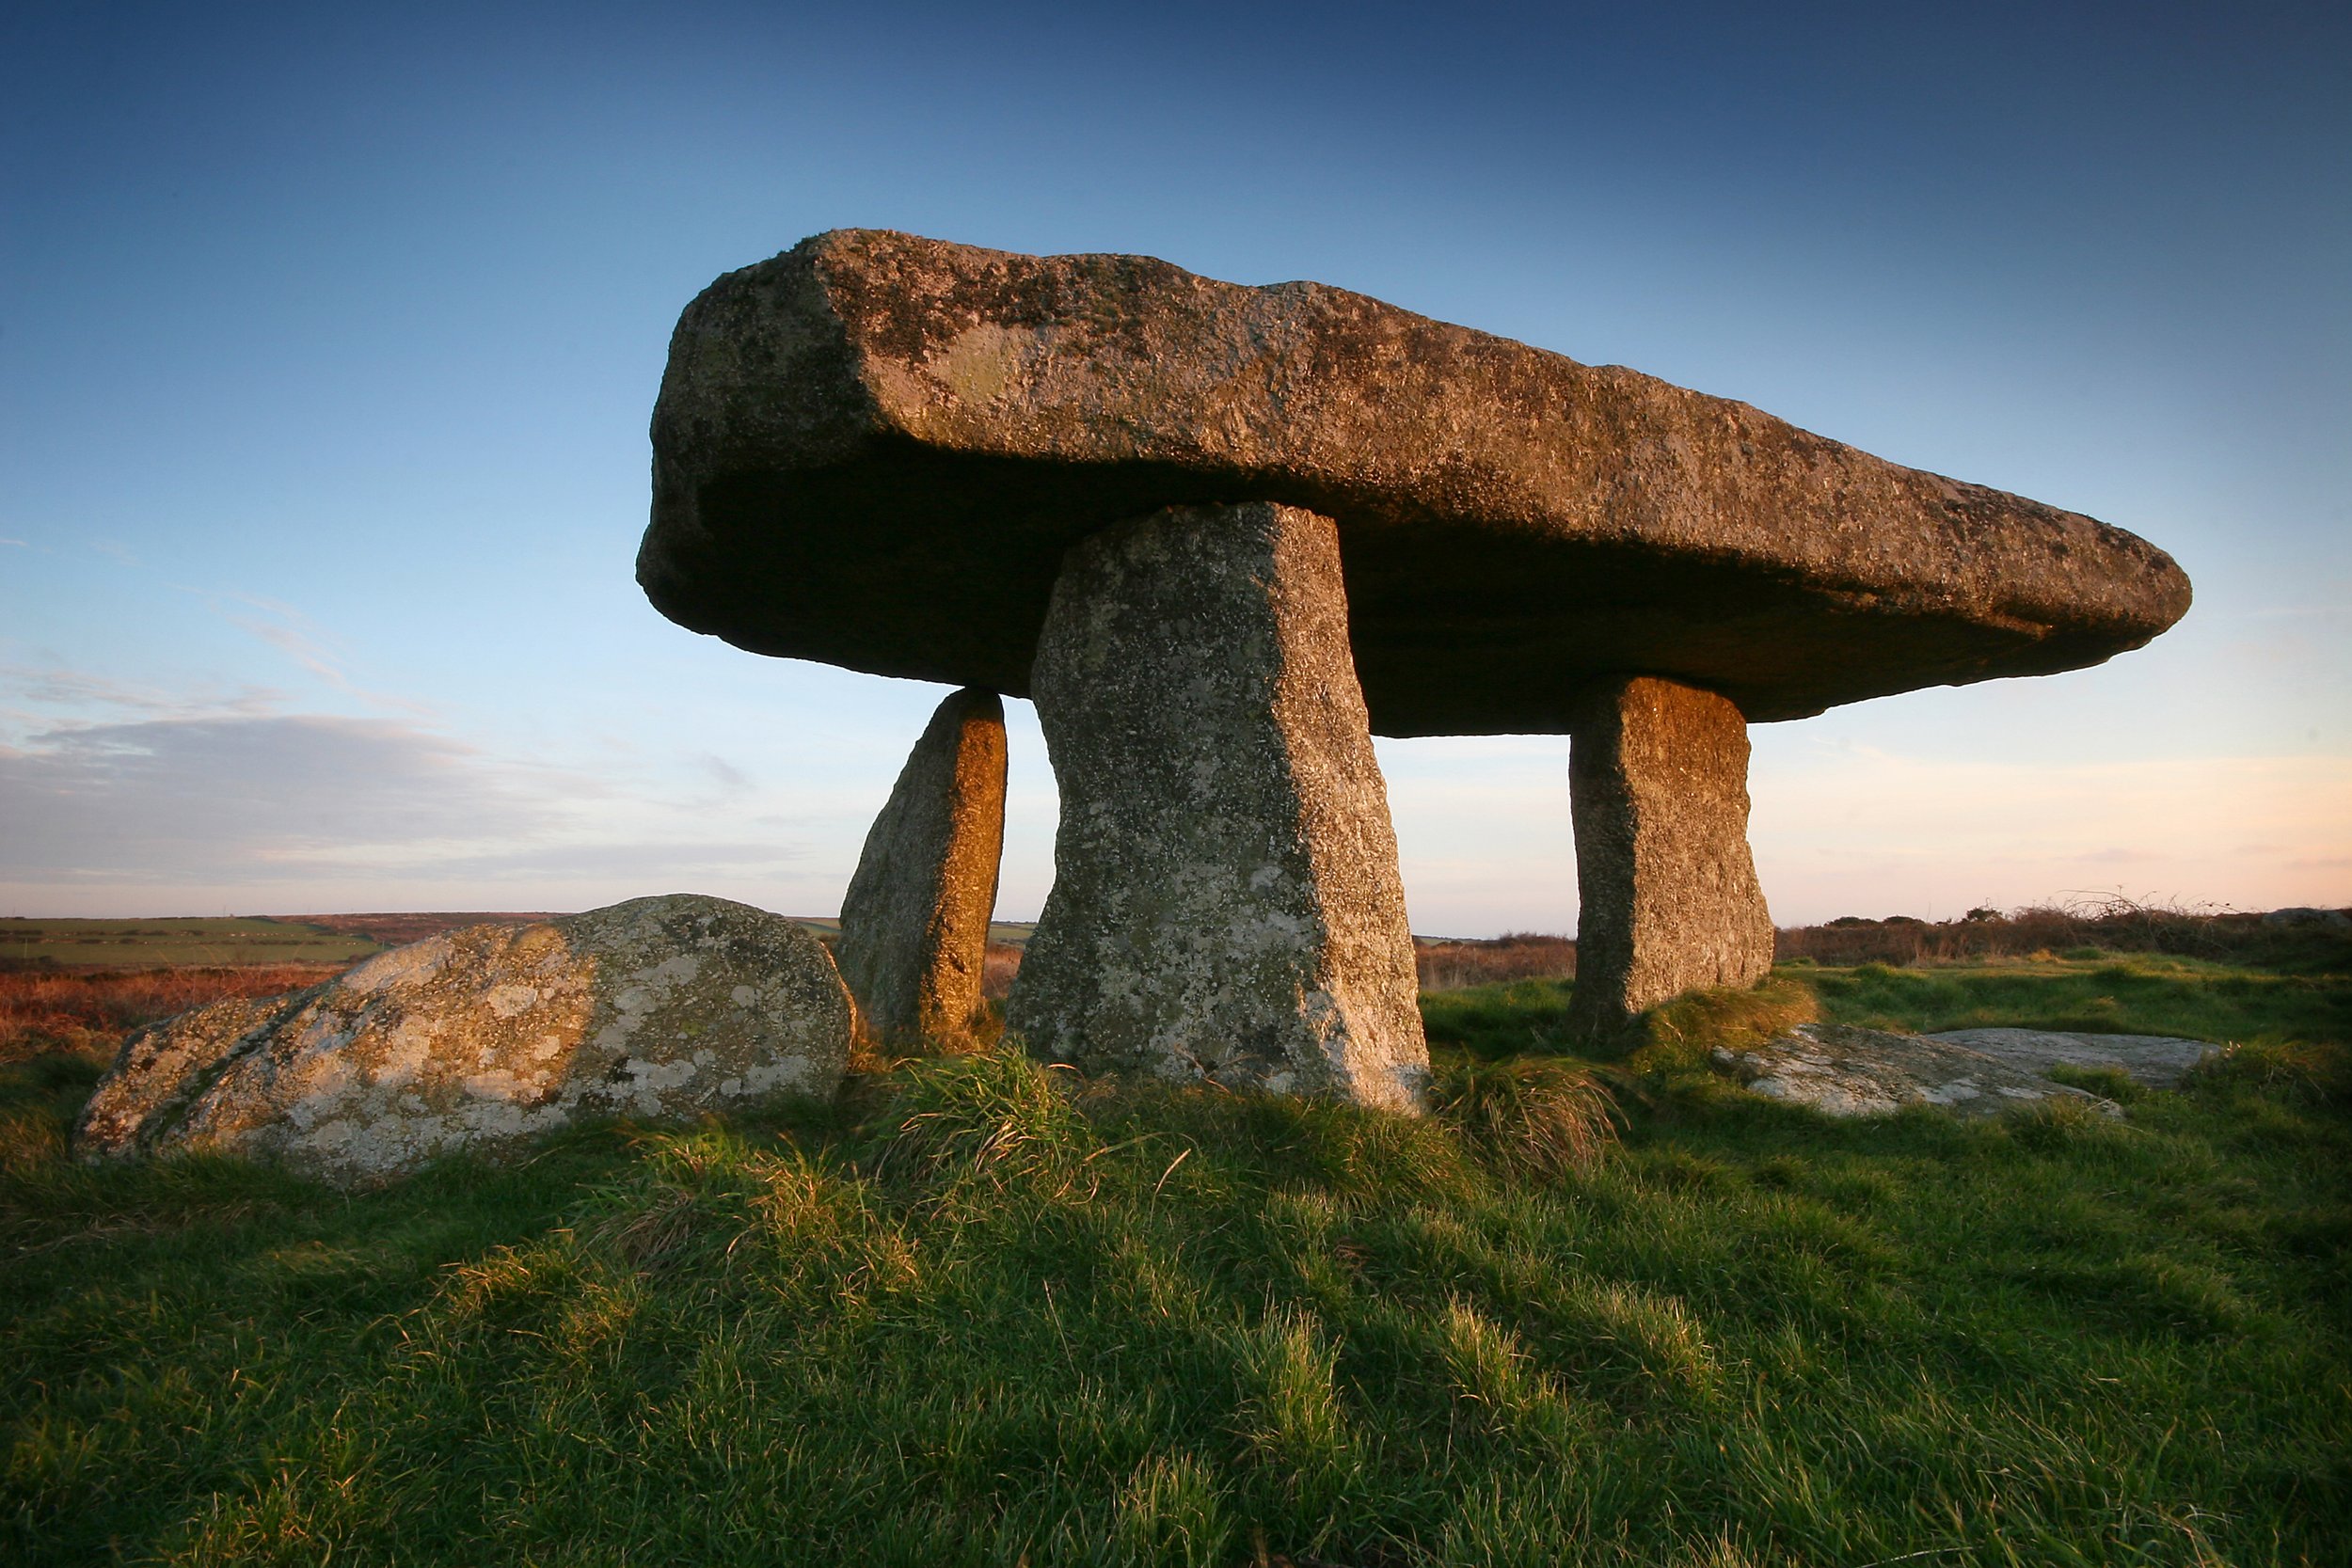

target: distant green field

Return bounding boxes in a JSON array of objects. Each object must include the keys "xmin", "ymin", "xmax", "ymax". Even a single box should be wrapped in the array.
[
  {"xmin": 0, "ymin": 918, "xmax": 383, "ymax": 971},
  {"xmin": 792, "ymin": 918, "xmax": 1038, "ymax": 949},
  {"xmin": 1422, "ymin": 952, "xmax": 2352, "ymax": 1062},
  {"xmin": 0, "ymin": 915, "xmax": 1041, "ymax": 971}
]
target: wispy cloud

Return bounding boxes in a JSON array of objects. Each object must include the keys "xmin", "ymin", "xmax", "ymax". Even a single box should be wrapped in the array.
[
  {"xmin": 0, "ymin": 712, "xmax": 815, "ymax": 895},
  {"xmin": 170, "ymin": 583, "xmax": 436, "ymax": 718},
  {"xmin": 300, "ymin": 840, "xmax": 807, "ymax": 880},
  {"xmin": 697, "ymin": 753, "xmax": 753, "ymax": 793},
  {"xmin": 0, "ymin": 715, "xmax": 539, "ymax": 881},
  {"xmin": 0, "ymin": 664, "xmax": 286, "ymax": 723},
  {"xmin": 227, "ymin": 615, "xmax": 350, "ymax": 688}
]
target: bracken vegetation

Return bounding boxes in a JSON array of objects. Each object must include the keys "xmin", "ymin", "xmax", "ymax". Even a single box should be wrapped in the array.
[
  {"xmin": 1775, "ymin": 894, "xmax": 2351, "ymax": 972},
  {"xmin": 4, "ymin": 938, "xmax": 2348, "ymax": 1565},
  {"xmin": 1414, "ymin": 934, "xmax": 1579, "ymax": 992},
  {"xmin": 0, "ymin": 966, "xmax": 344, "ymax": 1066}
]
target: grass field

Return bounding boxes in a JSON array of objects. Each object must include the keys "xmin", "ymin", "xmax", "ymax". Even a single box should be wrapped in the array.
[
  {"xmin": 2, "ymin": 952, "xmax": 2346, "ymax": 1565},
  {"xmin": 1422, "ymin": 952, "xmax": 2352, "ymax": 1067},
  {"xmin": 0, "ymin": 916, "xmax": 1036, "ymax": 974},
  {"xmin": 0, "ymin": 918, "xmax": 384, "ymax": 971},
  {"xmin": 794, "ymin": 918, "xmax": 1040, "ymax": 950}
]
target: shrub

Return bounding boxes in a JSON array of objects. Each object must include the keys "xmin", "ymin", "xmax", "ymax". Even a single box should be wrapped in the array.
[
  {"xmin": 0, "ymin": 965, "xmax": 340, "ymax": 1065},
  {"xmin": 1415, "ymin": 933, "xmax": 1577, "ymax": 991},
  {"xmin": 1774, "ymin": 893, "xmax": 2352, "ymax": 971}
]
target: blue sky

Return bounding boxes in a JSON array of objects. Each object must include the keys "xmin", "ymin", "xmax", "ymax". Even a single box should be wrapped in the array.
[{"xmin": 3, "ymin": 1, "xmax": 2346, "ymax": 931}]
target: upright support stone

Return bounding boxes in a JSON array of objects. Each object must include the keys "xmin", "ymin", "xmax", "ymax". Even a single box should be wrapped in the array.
[
  {"xmin": 1565, "ymin": 676, "xmax": 1775, "ymax": 1038},
  {"xmin": 835, "ymin": 687, "xmax": 1009, "ymax": 1048},
  {"xmin": 1007, "ymin": 502, "xmax": 1430, "ymax": 1111}
]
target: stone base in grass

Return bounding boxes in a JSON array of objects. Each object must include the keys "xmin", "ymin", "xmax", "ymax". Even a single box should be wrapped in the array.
[
  {"xmin": 1921, "ymin": 1028, "xmax": 2217, "ymax": 1090},
  {"xmin": 1714, "ymin": 1023, "xmax": 2122, "ymax": 1119},
  {"xmin": 72, "ymin": 895, "xmax": 852, "ymax": 1186}
]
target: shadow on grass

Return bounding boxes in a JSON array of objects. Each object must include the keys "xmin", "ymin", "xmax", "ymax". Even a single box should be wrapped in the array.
[{"xmin": 2, "ymin": 960, "xmax": 2346, "ymax": 1567}]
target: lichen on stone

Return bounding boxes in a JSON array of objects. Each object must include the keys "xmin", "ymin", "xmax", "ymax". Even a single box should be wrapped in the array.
[{"xmin": 72, "ymin": 895, "xmax": 853, "ymax": 1186}]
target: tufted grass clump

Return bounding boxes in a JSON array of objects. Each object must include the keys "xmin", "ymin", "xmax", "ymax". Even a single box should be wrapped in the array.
[
  {"xmin": 1624, "ymin": 974, "xmax": 1820, "ymax": 1076},
  {"xmin": 2044, "ymin": 1061, "xmax": 2147, "ymax": 1103},
  {"xmin": 1432, "ymin": 1055, "xmax": 1623, "ymax": 1180},
  {"xmin": 2186, "ymin": 1035, "xmax": 2352, "ymax": 1109},
  {"xmin": 873, "ymin": 1042, "xmax": 1099, "ymax": 1196}
]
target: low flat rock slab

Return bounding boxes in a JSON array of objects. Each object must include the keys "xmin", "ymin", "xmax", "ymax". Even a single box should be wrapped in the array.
[
  {"xmin": 73, "ymin": 895, "xmax": 852, "ymax": 1186},
  {"xmin": 1716, "ymin": 1022, "xmax": 2119, "ymax": 1119},
  {"xmin": 642, "ymin": 229, "xmax": 2189, "ymax": 734},
  {"xmin": 1923, "ymin": 1027, "xmax": 2217, "ymax": 1089}
]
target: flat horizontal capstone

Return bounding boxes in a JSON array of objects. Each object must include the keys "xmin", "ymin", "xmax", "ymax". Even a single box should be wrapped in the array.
[{"xmin": 641, "ymin": 229, "xmax": 2190, "ymax": 731}]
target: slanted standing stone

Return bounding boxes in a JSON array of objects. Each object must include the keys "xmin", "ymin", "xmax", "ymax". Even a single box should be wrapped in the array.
[
  {"xmin": 1566, "ymin": 677, "xmax": 1774, "ymax": 1037},
  {"xmin": 1008, "ymin": 502, "xmax": 1429, "ymax": 1111},
  {"xmin": 835, "ymin": 687, "xmax": 1009, "ymax": 1047}
]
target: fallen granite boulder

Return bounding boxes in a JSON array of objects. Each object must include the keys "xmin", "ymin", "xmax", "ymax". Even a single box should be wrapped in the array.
[
  {"xmin": 1922, "ymin": 1027, "xmax": 2217, "ymax": 1090},
  {"xmin": 73, "ymin": 895, "xmax": 852, "ymax": 1185},
  {"xmin": 1714, "ymin": 1023, "xmax": 2122, "ymax": 1119}
]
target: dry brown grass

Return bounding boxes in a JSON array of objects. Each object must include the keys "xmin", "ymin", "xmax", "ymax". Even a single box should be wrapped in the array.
[
  {"xmin": 1415, "ymin": 933, "xmax": 1577, "ymax": 991},
  {"xmin": 0, "ymin": 965, "xmax": 339, "ymax": 1065},
  {"xmin": 1775, "ymin": 895, "xmax": 2350, "ymax": 969},
  {"xmin": 980, "ymin": 942, "xmax": 1025, "ymax": 1000},
  {"xmin": 978, "ymin": 934, "xmax": 1578, "ymax": 997}
]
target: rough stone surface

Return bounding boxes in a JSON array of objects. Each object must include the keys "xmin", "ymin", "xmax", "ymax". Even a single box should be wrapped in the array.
[
  {"xmin": 640, "ymin": 228, "xmax": 2191, "ymax": 734},
  {"xmin": 1922, "ymin": 1027, "xmax": 2217, "ymax": 1089},
  {"xmin": 73, "ymin": 895, "xmax": 852, "ymax": 1185},
  {"xmin": 1565, "ymin": 676, "xmax": 1774, "ymax": 1037},
  {"xmin": 1005, "ymin": 501, "xmax": 1429, "ymax": 1111},
  {"xmin": 1716, "ymin": 1023, "xmax": 2121, "ymax": 1118},
  {"xmin": 835, "ymin": 686, "xmax": 1008, "ymax": 1047}
]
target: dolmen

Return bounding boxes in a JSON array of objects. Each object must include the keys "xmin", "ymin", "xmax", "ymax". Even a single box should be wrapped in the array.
[{"xmin": 639, "ymin": 230, "xmax": 2190, "ymax": 1107}]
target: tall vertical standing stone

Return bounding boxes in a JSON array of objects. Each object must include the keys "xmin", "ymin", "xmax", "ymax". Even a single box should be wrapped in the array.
[
  {"xmin": 1007, "ymin": 502, "xmax": 1429, "ymax": 1112},
  {"xmin": 1565, "ymin": 675, "xmax": 1775, "ymax": 1038},
  {"xmin": 836, "ymin": 687, "xmax": 1009, "ymax": 1048}
]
